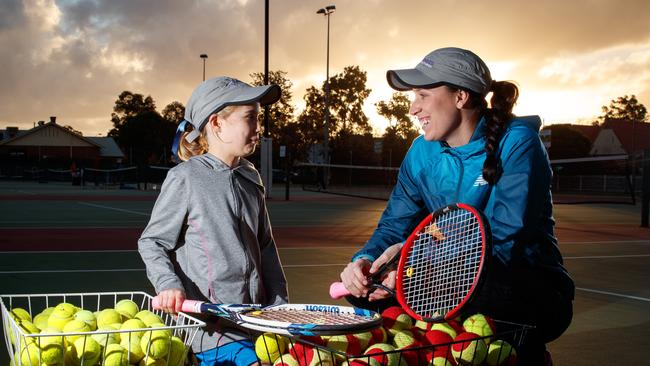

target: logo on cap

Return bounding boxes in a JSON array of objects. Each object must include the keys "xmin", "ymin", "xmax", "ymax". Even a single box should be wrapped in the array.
[{"xmin": 420, "ymin": 57, "xmax": 434, "ymax": 68}]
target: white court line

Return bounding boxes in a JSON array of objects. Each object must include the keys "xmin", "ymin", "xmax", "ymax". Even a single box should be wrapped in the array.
[
  {"xmin": 0, "ymin": 264, "xmax": 347, "ymax": 274},
  {"xmin": 77, "ymin": 202, "xmax": 150, "ymax": 216},
  {"xmin": 576, "ymin": 287, "xmax": 650, "ymax": 302},
  {"xmin": 564, "ymin": 254, "xmax": 650, "ymax": 259},
  {"xmin": 561, "ymin": 240, "xmax": 650, "ymax": 245}
]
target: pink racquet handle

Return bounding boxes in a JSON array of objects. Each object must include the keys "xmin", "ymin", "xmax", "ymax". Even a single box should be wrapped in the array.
[
  {"xmin": 329, "ymin": 282, "xmax": 352, "ymax": 299},
  {"xmin": 151, "ymin": 297, "xmax": 202, "ymax": 313}
]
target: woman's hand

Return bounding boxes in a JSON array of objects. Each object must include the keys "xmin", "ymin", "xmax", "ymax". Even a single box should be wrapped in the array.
[
  {"xmin": 156, "ymin": 288, "xmax": 186, "ymax": 314},
  {"xmin": 340, "ymin": 258, "xmax": 372, "ymax": 297},
  {"xmin": 367, "ymin": 243, "xmax": 403, "ymax": 302}
]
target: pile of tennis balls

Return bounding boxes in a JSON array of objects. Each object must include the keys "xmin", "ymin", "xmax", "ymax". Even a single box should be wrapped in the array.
[
  {"xmin": 254, "ymin": 306, "xmax": 517, "ymax": 366},
  {"xmin": 7, "ymin": 299, "xmax": 189, "ymax": 366}
]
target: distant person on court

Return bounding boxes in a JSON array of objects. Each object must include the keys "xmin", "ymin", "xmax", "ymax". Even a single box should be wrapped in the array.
[
  {"xmin": 138, "ymin": 76, "xmax": 288, "ymax": 366},
  {"xmin": 338, "ymin": 47, "xmax": 574, "ymax": 365}
]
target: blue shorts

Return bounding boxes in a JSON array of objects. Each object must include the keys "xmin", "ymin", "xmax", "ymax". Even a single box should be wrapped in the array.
[{"xmin": 194, "ymin": 340, "xmax": 258, "ymax": 366}]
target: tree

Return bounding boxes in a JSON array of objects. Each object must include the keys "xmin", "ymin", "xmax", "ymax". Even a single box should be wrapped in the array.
[
  {"xmin": 376, "ymin": 92, "xmax": 420, "ymax": 166},
  {"xmin": 107, "ymin": 91, "xmax": 157, "ymax": 137},
  {"xmin": 117, "ymin": 110, "xmax": 177, "ymax": 165},
  {"xmin": 63, "ymin": 125, "xmax": 83, "ymax": 136},
  {"xmin": 599, "ymin": 94, "xmax": 647, "ymax": 123},
  {"xmin": 162, "ymin": 101, "xmax": 185, "ymax": 124}
]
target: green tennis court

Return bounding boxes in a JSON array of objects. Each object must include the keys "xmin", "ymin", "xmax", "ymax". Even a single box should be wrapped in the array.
[{"xmin": 1, "ymin": 181, "xmax": 649, "ymax": 364}]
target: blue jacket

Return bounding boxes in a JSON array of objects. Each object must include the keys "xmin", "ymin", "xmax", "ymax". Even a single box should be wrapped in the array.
[{"xmin": 353, "ymin": 115, "xmax": 574, "ymax": 299}]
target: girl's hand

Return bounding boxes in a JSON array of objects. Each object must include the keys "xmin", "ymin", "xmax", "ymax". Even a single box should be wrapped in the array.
[
  {"xmin": 157, "ymin": 288, "xmax": 186, "ymax": 314},
  {"xmin": 367, "ymin": 243, "xmax": 403, "ymax": 302},
  {"xmin": 340, "ymin": 258, "xmax": 372, "ymax": 297}
]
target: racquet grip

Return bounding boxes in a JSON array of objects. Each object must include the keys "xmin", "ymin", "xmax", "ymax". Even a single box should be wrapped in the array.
[
  {"xmin": 329, "ymin": 282, "xmax": 352, "ymax": 299},
  {"xmin": 151, "ymin": 297, "xmax": 203, "ymax": 313}
]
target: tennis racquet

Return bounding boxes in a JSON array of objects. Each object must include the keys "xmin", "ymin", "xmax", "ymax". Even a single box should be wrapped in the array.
[
  {"xmin": 152, "ymin": 298, "xmax": 382, "ymax": 336},
  {"xmin": 330, "ymin": 203, "xmax": 491, "ymax": 322}
]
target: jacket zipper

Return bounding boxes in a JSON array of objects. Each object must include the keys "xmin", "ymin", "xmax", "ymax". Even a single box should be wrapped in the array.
[{"xmin": 230, "ymin": 170, "xmax": 252, "ymax": 298}]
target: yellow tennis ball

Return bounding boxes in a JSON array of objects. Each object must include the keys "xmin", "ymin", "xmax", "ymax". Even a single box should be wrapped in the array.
[
  {"xmin": 17, "ymin": 342, "xmax": 41, "ymax": 366},
  {"xmin": 167, "ymin": 336, "xmax": 188, "ymax": 366},
  {"xmin": 71, "ymin": 336, "xmax": 101, "ymax": 365},
  {"xmin": 115, "ymin": 299, "xmax": 140, "ymax": 321},
  {"xmin": 92, "ymin": 325, "xmax": 121, "ymax": 348},
  {"xmin": 255, "ymin": 332, "xmax": 287, "ymax": 364},
  {"xmin": 120, "ymin": 318, "xmax": 147, "ymax": 338},
  {"xmin": 73, "ymin": 310, "xmax": 97, "ymax": 331},
  {"xmin": 38, "ymin": 329, "xmax": 65, "ymax": 364},
  {"xmin": 10, "ymin": 307, "xmax": 32, "ymax": 323},
  {"xmin": 135, "ymin": 311, "xmax": 164, "ymax": 327},
  {"xmin": 326, "ymin": 334, "xmax": 362, "ymax": 362},
  {"xmin": 364, "ymin": 343, "xmax": 399, "ymax": 366},
  {"xmin": 48, "ymin": 306, "xmax": 76, "ymax": 331},
  {"xmin": 392, "ymin": 329, "xmax": 418, "ymax": 349},
  {"xmin": 140, "ymin": 328, "xmax": 172, "ymax": 359},
  {"xmin": 103, "ymin": 343, "xmax": 129, "ymax": 366},
  {"xmin": 63, "ymin": 319, "xmax": 91, "ymax": 343},
  {"xmin": 33, "ymin": 311, "xmax": 51, "ymax": 331},
  {"xmin": 486, "ymin": 340, "xmax": 517, "ymax": 366},
  {"xmin": 462, "ymin": 314, "xmax": 495, "ymax": 344},
  {"xmin": 430, "ymin": 322, "xmax": 458, "ymax": 339},
  {"xmin": 119, "ymin": 334, "xmax": 144, "ymax": 364},
  {"xmin": 353, "ymin": 332, "xmax": 372, "ymax": 350},
  {"xmin": 451, "ymin": 332, "xmax": 488, "ymax": 366},
  {"xmin": 138, "ymin": 356, "xmax": 168, "ymax": 366},
  {"xmin": 97, "ymin": 309, "xmax": 123, "ymax": 328}
]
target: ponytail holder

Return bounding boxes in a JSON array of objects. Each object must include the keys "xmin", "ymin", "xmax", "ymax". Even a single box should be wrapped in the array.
[{"xmin": 171, "ymin": 120, "xmax": 190, "ymax": 163}]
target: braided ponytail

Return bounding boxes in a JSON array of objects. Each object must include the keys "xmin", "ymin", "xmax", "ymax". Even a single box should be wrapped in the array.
[{"xmin": 482, "ymin": 81, "xmax": 519, "ymax": 185}]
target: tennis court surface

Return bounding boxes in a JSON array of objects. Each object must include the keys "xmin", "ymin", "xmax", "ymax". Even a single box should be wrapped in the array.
[{"xmin": 1, "ymin": 181, "xmax": 649, "ymax": 364}]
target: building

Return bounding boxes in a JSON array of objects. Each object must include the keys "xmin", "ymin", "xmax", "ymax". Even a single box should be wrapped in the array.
[
  {"xmin": 590, "ymin": 120, "xmax": 650, "ymax": 157},
  {"xmin": 0, "ymin": 117, "xmax": 123, "ymax": 177}
]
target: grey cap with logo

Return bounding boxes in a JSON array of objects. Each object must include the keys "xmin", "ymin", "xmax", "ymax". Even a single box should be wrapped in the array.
[{"xmin": 386, "ymin": 47, "xmax": 493, "ymax": 96}]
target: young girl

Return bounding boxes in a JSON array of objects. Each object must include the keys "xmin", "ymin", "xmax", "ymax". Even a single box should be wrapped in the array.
[
  {"xmin": 138, "ymin": 76, "xmax": 288, "ymax": 365},
  {"xmin": 338, "ymin": 48, "xmax": 574, "ymax": 365}
]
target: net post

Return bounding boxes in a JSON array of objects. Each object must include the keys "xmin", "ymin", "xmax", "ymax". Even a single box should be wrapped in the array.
[{"xmin": 641, "ymin": 149, "xmax": 650, "ymax": 228}]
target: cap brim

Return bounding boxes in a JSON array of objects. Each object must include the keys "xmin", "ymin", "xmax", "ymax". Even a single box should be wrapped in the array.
[
  {"xmin": 387, "ymin": 69, "xmax": 439, "ymax": 91},
  {"xmin": 227, "ymin": 84, "xmax": 282, "ymax": 107}
]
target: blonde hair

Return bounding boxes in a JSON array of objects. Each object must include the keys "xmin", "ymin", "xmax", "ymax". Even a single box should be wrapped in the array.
[{"xmin": 177, "ymin": 106, "xmax": 237, "ymax": 161}]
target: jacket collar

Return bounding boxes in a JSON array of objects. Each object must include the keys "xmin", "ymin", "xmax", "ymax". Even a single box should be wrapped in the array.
[
  {"xmin": 441, "ymin": 116, "xmax": 487, "ymax": 157},
  {"xmin": 197, "ymin": 153, "xmax": 262, "ymax": 186}
]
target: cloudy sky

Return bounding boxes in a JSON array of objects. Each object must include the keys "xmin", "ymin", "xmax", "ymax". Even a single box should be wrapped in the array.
[{"xmin": 1, "ymin": 0, "xmax": 649, "ymax": 136}]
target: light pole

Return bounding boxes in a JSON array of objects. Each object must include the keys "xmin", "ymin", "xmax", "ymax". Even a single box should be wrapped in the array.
[
  {"xmin": 200, "ymin": 54, "xmax": 208, "ymax": 81},
  {"xmin": 317, "ymin": 4, "xmax": 335, "ymax": 167}
]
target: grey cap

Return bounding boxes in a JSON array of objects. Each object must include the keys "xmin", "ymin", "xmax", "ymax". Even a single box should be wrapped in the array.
[
  {"xmin": 386, "ymin": 47, "xmax": 492, "ymax": 95},
  {"xmin": 184, "ymin": 76, "xmax": 281, "ymax": 142}
]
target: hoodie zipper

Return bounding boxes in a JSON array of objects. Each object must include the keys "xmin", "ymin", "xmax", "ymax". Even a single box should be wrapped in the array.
[{"xmin": 230, "ymin": 170, "xmax": 252, "ymax": 298}]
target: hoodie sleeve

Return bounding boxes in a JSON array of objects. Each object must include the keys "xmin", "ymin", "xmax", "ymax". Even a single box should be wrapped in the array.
[
  {"xmin": 352, "ymin": 142, "xmax": 429, "ymax": 262},
  {"xmin": 258, "ymin": 198, "xmax": 289, "ymax": 305},
  {"xmin": 138, "ymin": 169, "xmax": 188, "ymax": 293}
]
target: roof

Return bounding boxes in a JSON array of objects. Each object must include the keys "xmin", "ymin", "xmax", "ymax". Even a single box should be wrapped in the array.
[
  {"xmin": 0, "ymin": 122, "xmax": 101, "ymax": 148},
  {"xmin": 602, "ymin": 120, "xmax": 650, "ymax": 154},
  {"xmin": 566, "ymin": 124, "xmax": 601, "ymax": 143},
  {"xmin": 85, "ymin": 137, "xmax": 125, "ymax": 158}
]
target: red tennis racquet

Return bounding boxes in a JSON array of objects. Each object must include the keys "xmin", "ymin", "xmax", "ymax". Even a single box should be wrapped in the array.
[{"xmin": 330, "ymin": 203, "xmax": 491, "ymax": 322}]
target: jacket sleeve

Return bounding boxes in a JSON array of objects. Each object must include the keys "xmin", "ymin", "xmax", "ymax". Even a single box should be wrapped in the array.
[
  {"xmin": 138, "ymin": 170, "xmax": 188, "ymax": 293},
  {"xmin": 258, "ymin": 198, "xmax": 289, "ymax": 305},
  {"xmin": 489, "ymin": 128, "xmax": 553, "ymax": 267},
  {"xmin": 352, "ymin": 147, "xmax": 428, "ymax": 262}
]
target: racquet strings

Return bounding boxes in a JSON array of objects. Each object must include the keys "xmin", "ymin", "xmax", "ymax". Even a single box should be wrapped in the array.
[
  {"xmin": 245, "ymin": 308, "xmax": 376, "ymax": 325},
  {"xmin": 400, "ymin": 208, "xmax": 483, "ymax": 319}
]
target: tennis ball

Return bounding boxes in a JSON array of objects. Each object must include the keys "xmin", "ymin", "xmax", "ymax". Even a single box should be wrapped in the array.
[
  {"xmin": 55, "ymin": 303, "xmax": 79, "ymax": 315},
  {"xmin": 17, "ymin": 342, "xmax": 41, "ymax": 366},
  {"xmin": 429, "ymin": 354, "xmax": 456, "ymax": 366},
  {"xmin": 33, "ymin": 312, "xmax": 51, "ymax": 331},
  {"xmin": 425, "ymin": 329, "xmax": 454, "ymax": 356},
  {"xmin": 451, "ymin": 332, "xmax": 487, "ymax": 366},
  {"xmin": 381, "ymin": 307, "xmax": 414, "ymax": 336},
  {"xmin": 115, "ymin": 299, "xmax": 140, "ymax": 321},
  {"xmin": 10, "ymin": 307, "xmax": 32, "ymax": 323},
  {"xmin": 120, "ymin": 318, "xmax": 147, "ymax": 337},
  {"xmin": 119, "ymin": 334, "xmax": 145, "ymax": 364},
  {"xmin": 92, "ymin": 325, "xmax": 121, "ymax": 348},
  {"xmin": 392, "ymin": 329, "xmax": 418, "ymax": 349},
  {"xmin": 353, "ymin": 331, "xmax": 372, "ymax": 350},
  {"xmin": 326, "ymin": 334, "xmax": 362, "ymax": 361},
  {"xmin": 71, "ymin": 336, "xmax": 101, "ymax": 365},
  {"xmin": 167, "ymin": 336, "xmax": 188, "ymax": 366},
  {"xmin": 486, "ymin": 340, "xmax": 517, "ymax": 366},
  {"xmin": 103, "ymin": 343, "xmax": 129, "ymax": 366},
  {"xmin": 38, "ymin": 328, "xmax": 66, "ymax": 365},
  {"xmin": 256, "ymin": 332, "xmax": 288, "ymax": 364},
  {"xmin": 73, "ymin": 310, "xmax": 97, "ymax": 331},
  {"xmin": 273, "ymin": 354, "xmax": 300, "ymax": 366},
  {"xmin": 368, "ymin": 327, "xmax": 387, "ymax": 346},
  {"xmin": 289, "ymin": 342, "xmax": 334, "ymax": 366},
  {"xmin": 414, "ymin": 319, "xmax": 433, "ymax": 333},
  {"xmin": 18, "ymin": 320, "xmax": 41, "ymax": 344},
  {"xmin": 97, "ymin": 309, "xmax": 123, "ymax": 328},
  {"xmin": 47, "ymin": 306, "xmax": 76, "ymax": 331},
  {"xmin": 462, "ymin": 314, "xmax": 496, "ymax": 344},
  {"xmin": 138, "ymin": 356, "xmax": 167, "ymax": 366},
  {"xmin": 430, "ymin": 322, "xmax": 458, "ymax": 340},
  {"xmin": 340, "ymin": 358, "xmax": 382, "ymax": 366},
  {"xmin": 135, "ymin": 311, "xmax": 164, "ymax": 327},
  {"xmin": 62, "ymin": 319, "xmax": 91, "ymax": 343},
  {"xmin": 364, "ymin": 343, "xmax": 399, "ymax": 366},
  {"xmin": 140, "ymin": 328, "xmax": 172, "ymax": 360}
]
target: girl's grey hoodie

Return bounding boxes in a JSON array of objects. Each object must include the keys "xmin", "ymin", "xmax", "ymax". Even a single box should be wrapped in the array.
[{"xmin": 138, "ymin": 153, "xmax": 288, "ymax": 352}]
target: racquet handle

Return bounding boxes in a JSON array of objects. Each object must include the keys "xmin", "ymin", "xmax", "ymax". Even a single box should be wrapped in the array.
[
  {"xmin": 151, "ymin": 297, "xmax": 203, "ymax": 313},
  {"xmin": 329, "ymin": 282, "xmax": 352, "ymax": 299}
]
